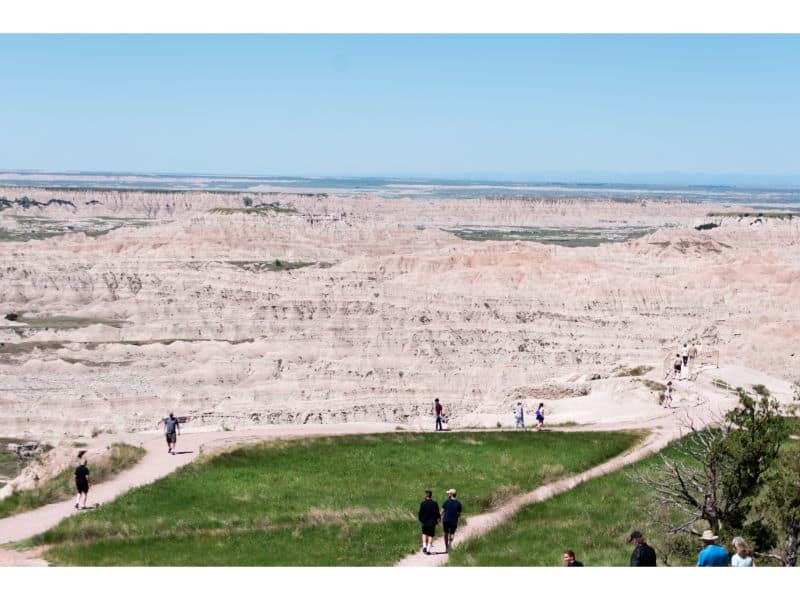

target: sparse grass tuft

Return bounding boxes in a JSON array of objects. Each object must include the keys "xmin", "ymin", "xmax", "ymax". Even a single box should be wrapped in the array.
[
  {"xmin": 616, "ymin": 365, "xmax": 653, "ymax": 377},
  {"xmin": 712, "ymin": 378, "xmax": 734, "ymax": 391},
  {"xmin": 209, "ymin": 204, "xmax": 298, "ymax": 216},
  {"xmin": 227, "ymin": 260, "xmax": 315, "ymax": 273}
]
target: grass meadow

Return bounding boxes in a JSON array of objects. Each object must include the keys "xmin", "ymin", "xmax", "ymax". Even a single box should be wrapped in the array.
[
  {"xmin": 448, "ymin": 423, "xmax": 800, "ymax": 567},
  {"xmin": 31, "ymin": 430, "xmax": 639, "ymax": 566}
]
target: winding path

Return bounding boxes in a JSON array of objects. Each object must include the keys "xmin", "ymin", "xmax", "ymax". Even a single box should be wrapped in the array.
[{"xmin": 0, "ymin": 365, "xmax": 793, "ymax": 567}]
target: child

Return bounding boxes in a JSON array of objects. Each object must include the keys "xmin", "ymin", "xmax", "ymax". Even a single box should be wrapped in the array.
[
  {"xmin": 535, "ymin": 403, "xmax": 545, "ymax": 430},
  {"xmin": 664, "ymin": 381, "xmax": 673, "ymax": 408}
]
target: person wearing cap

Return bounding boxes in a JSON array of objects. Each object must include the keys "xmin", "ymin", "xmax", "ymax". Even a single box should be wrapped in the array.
[
  {"xmin": 697, "ymin": 529, "xmax": 728, "ymax": 566},
  {"xmin": 628, "ymin": 530, "xmax": 657, "ymax": 566},
  {"xmin": 440, "ymin": 488, "xmax": 463, "ymax": 552},
  {"xmin": 418, "ymin": 490, "xmax": 440, "ymax": 555}
]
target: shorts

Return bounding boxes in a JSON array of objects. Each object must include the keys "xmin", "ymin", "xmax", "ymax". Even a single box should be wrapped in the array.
[
  {"xmin": 76, "ymin": 480, "xmax": 89, "ymax": 494},
  {"xmin": 682, "ymin": 356, "xmax": 688, "ymax": 366},
  {"xmin": 443, "ymin": 521, "xmax": 458, "ymax": 534},
  {"xmin": 166, "ymin": 432, "xmax": 176, "ymax": 444},
  {"xmin": 515, "ymin": 417, "xmax": 524, "ymax": 426},
  {"xmin": 536, "ymin": 416, "xmax": 544, "ymax": 423},
  {"xmin": 421, "ymin": 524, "xmax": 436, "ymax": 537}
]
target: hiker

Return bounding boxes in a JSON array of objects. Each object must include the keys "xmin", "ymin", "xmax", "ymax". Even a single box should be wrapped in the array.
[
  {"xmin": 535, "ymin": 403, "xmax": 545, "ymax": 430},
  {"xmin": 563, "ymin": 549, "xmax": 584, "ymax": 566},
  {"xmin": 730, "ymin": 536, "xmax": 754, "ymax": 567},
  {"xmin": 663, "ymin": 381, "xmax": 674, "ymax": 408},
  {"xmin": 74, "ymin": 452, "xmax": 90, "ymax": 509},
  {"xmin": 440, "ymin": 488, "xmax": 463, "ymax": 552},
  {"xmin": 628, "ymin": 530, "xmax": 657, "ymax": 566},
  {"xmin": 514, "ymin": 402, "xmax": 525, "ymax": 429},
  {"xmin": 688, "ymin": 342, "xmax": 698, "ymax": 364},
  {"xmin": 697, "ymin": 529, "xmax": 729, "ymax": 566},
  {"xmin": 673, "ymin": 354, "xmax": 683, "ymax": 380},
  {"xmin": 681, "ymin": 343, "xmax": 689, "ymax": 368},
  {"xmin": 418, "ymin": 490, "xmax": 440, "ymax": 555},
  {"xmin": 433, "ymin": 398, "xmax": 444, "ymax": 432},
  {"xmin": 162, "ymin": 412, "xmax": 180, "ymax": 454}
]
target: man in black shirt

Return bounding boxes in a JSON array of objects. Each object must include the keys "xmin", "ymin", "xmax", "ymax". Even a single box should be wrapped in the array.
[
  {"xmin": 563, "ymin": 549, "xmax": 584, "ymax": 566},
  {"xmin": 628, "ymin": 530, "xmax": 657, "ymax": 566},
  {"xmin": 440, "ymin": 488, "xmax": 463, "ymax": 552},
  {"xmin": 74, "ymin": 453, "xmax": 90, "ymax": 509},
  {"xmin": 418, "ymin": 490, "xmax": 440, "ymax": 555}
]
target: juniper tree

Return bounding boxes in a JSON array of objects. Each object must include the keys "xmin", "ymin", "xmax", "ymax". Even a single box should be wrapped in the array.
[{"xmin": 631, "ymin": 385, "xmax": 788, "ymax": 535}]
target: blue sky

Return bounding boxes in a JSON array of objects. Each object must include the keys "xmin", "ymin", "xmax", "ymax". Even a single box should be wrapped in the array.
[{"xmin": 1, "ymin": 34, "xmax": 798, "ymax": 183}]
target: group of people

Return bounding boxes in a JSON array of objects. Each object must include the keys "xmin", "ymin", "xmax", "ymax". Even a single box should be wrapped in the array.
[
  {"xmin": 671, "ymin": 341, "xmax": 698, "ymax": 381},
  {"xmin": 663, "ymin": 341, "xmax": 700, "ymax": 408},
  {"xmin": 73, "ymin": 413, "xmax": 181, "ymax": 509},
  {"xmin": 418, "ymin": 489, "xmax": 463, "ymax": 554},
  {"xmin": 432, "ymin": 398, "xmax": 546, "ymax": 432},
  {"xmin": 514, "ymin": 401, "xmax": 545, "ymax": 430},
  {"xmin": 564, "ymin": 529, "xmax": 755, "ymax": 567}
]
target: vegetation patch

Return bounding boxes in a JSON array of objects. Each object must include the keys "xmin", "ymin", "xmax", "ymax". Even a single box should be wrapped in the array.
[
  {"xmin": 712, "ymin": 378, "xmax": 734, "ymax": 391},
  {"xmin": 209, "ymin": 203, "xmax": 298, "ymax": 216},
  {"xmin": 694, "ymin": 222, "xmax": 719, "ymax": 231},
  {"xmin": 0, "ymin": 214, "xmax": 155, "ymax": 242},
  {"xmin": 706, "ymin": 211, "xmax": 799, "ymax": 219},
  {"xmin": 59, "ymin": 357, "xmax": 132, "ymax": 368},
  {"xmin": 7, "ymin": 314, "xmax": 128, "ymax": 331},
  {"xmin": 29, "ymin": 431, "xmax": 638, "ymax": 566},
  {"xmin": 616, "ymin": 365, "xmax": 653, "ymax": 377},
  {"xmin": 0, "ymin": 443, "xmax": 145, "ymax": 519},
  {"xmin": 0, "ymin": 438, "xmax": 29, "ymax": 481},
  {"xmin": 0, "ymin": 338, "xmax": 254, "ymax": 361},
  {"xmin": 227, "ymin": 260, "xmax": 315, "ymax": 273},
  {"xmin": 443, "ymin": 226, "xmax": 655, "ymax": 247}
]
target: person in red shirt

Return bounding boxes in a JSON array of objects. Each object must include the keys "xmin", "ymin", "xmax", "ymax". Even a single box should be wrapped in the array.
[{"xmin": 433, "ymin": 398, "xmax": 444, "ymax": 431}]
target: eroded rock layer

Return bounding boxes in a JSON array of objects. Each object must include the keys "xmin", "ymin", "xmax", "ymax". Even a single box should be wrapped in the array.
[{"xmin": 1, "ymin": 187, "xmax": 797, "ymax": 436}]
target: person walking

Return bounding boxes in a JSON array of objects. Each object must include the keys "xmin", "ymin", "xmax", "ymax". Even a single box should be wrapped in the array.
[
  {"xmin": 681, "ymin": 343, "xmax": 689, "ymax": 368},
  {"xmin": 433, "ymin": 398, "xmax": 444, "ymax": 432},
  {"xmin": 513, "ymin": 402, "xmax": 525, "ymax": 429},
  {"xmin": 673, "ymin": 354, "xmax": 683, "ymax": 380},
  {"xmin": 440, "ymin": 488, "xmax": 463, "ymax": 552},
  {"xmin": 418, "ymin": 490, "xmax": 440, "ymax": 555},
  {"xmin": 688, "ymin": 342, "xmax": 698, "ymax": 364},
  {"xmin": 74, "ymin": 452, "xmax": 90, "ymax": 510},
  {"xmin": 628, "ymin": 530, "xmax": 657, "ymax": 566},
  {"xmin": 730, "ymin": 536, "xmax": 754, "ymax": 567},
  {"xmin": 535, "ymin": 403, "xmax": 545, "ymax": 431},
  {"xmin": 663, "ymin": 381, "xmax": 674, "ymax": 408},
  {"xmin": 562, "ymin": 549, "xmax": 584, "ymax": 566},
  {"xmin": 162, "ymin": 412, "xmax": 180, "ymax": 454},
  {"xmin": 697, "ymin": 529, "xmax": 729, "ymax": 566}
]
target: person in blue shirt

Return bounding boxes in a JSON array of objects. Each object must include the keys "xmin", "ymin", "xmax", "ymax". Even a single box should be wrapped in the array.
[
  {"xmin": 697, "ymin": 530, "xmax": 729, "ymax": 566},
  {"xmin": 440, "ymin": 488, "xmax": 463, "ymax": 552}
]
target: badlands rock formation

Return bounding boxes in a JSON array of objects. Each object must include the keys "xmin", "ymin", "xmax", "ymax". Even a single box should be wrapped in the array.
[{"xmin": 0, "ymin": 187, "xmax": 798, "ymax": 439}]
